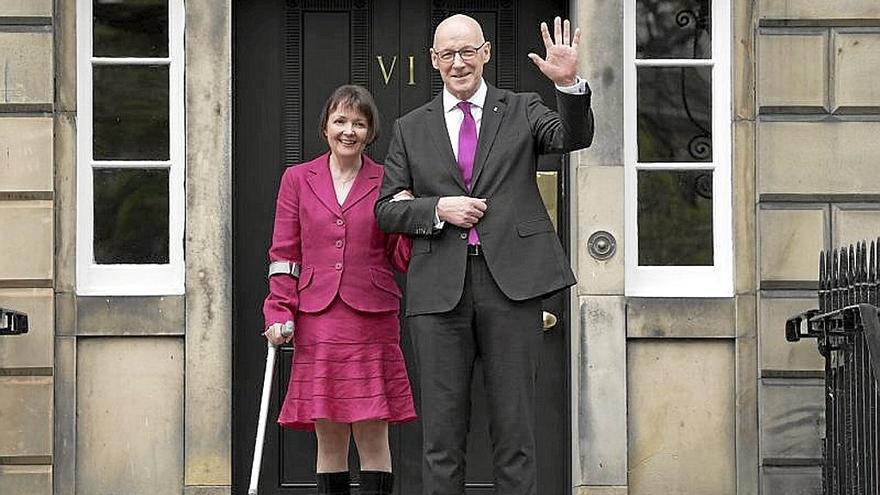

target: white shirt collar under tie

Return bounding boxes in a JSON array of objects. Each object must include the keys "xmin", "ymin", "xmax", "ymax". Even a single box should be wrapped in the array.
[{"xmin": 443, "ymin": 78, "xmax": 488, "ymax": 114}]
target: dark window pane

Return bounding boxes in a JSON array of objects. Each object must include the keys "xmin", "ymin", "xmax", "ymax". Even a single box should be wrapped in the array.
[
  {"xmin": 93, "ymin": 0, "xmax": 168, "ymax": 57},
  {"xmin": 638, "ymin": 66, "xmax": 712, "ymax": 162},
  {"xmin": 637, "ymin": 0, "xmax": 711, "ymax": 59},
  {"xmin": 638, "ymin": 170, "xmax": 713, "ymax": 266},
  {"xmin": 93, "ymin": 65, "xmax": 169, "ymax": 160},
  {"xmin": 94, "ymin": 168, "xmax": 169, "ymax": 264}
]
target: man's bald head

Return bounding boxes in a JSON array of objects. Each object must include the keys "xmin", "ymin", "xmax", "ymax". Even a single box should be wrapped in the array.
[
  {"xmin": 431, "ymin": 14, "xmax": 491, "ymax": 101},
  {"xmin": 433, "ymin": 14, "xmax": 484, "ymax": 48}
]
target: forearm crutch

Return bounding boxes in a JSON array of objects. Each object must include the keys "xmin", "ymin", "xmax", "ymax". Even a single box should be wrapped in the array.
[{"xmin": 248, "ymin": 321, "xmax": 293, "ymax": 495}]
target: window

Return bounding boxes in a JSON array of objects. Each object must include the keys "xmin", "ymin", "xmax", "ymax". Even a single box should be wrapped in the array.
[
  {"xmin": 76, "ymin": 0, "xmax": 185, "ymax": 295},
  {"xmin": 624, "ymin": 0, "xmax": 732, "ymax": 297}
]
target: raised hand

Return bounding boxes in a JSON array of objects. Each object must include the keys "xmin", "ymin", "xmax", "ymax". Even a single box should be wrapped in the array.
[{"xmin": 527, "ymin": 16, "xmax": 580, "ymax": 87}]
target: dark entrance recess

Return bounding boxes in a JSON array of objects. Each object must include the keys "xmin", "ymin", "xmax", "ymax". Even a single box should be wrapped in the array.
[{"xmin": 233, "ymin": 1, "xmax": 571, "ymax": 493}]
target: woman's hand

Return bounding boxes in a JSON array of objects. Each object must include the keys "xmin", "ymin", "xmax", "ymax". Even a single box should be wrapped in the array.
[
  {"xmin": 391, "ymin": 189, "xmax": 415, "ymax": 202},
  {"xmin": 264, "ymin": 321, "xmax": 294, "ymax": 346}
]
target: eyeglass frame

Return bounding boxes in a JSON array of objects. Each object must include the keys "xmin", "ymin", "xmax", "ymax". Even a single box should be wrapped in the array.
[{"xmin": 430, "ymin": 41, "xmax": 490, "ymax": 64}]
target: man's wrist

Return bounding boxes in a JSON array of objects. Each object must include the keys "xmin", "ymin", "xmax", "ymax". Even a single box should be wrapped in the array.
[
  {"xmin": 433, "ymin": 198, "xmax": 445, "ymax": 229},
  {"xmin": 555, "ymin": 76, "xmax": 586, "ymax": 95}
]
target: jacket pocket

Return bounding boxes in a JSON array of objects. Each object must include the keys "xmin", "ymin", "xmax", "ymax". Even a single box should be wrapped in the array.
[
  {"xmin": 370, "ymin": 267, "xmax": 402, "ymax": 298},
  {"xmin": 412, "ymin": 237, "xmax": 431, "ymax": 255},
  {"xmin": 297, "ymin": 265, "xmax": 314, "ymax": 291},
  {"xmin": 516, "ymin": 218, "xmax": 555, "ymax": 237}
]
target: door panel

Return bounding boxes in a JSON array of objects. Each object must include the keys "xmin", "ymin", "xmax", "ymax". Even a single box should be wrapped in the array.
[{"xmin": 233, "ymin": 1, "xmax": 570, "ymax": 493}]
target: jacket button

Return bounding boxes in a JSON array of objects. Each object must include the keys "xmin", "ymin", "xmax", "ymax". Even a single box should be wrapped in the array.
[
  {"xmin": 460, "ymin": 233, "xmax": 467, "ymax": 239},
  {"xmin": 335, "ymin": 240, "xmax": 343, "ymax": 248},
  {"xmin": 335, "ymin": 262, "xmax": 343, "ymax": 270},
  {"xmin": 336, "ymin": 219, "xmax": 344, "ymax": 226}
]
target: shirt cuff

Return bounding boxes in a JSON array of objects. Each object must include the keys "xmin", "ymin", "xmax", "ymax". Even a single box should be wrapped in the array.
[
  {"xmin": 555, "ymin": 76, "xmax": 587, "ymax": 95},
  {"xmin": 433, "ymin": 206, "xmax": 445, "ymax": 229}
]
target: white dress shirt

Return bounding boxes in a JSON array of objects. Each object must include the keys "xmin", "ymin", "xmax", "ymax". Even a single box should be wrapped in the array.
[{"xmin": 443, "ymin": 80, "xmax": 488, "ymax": 161}]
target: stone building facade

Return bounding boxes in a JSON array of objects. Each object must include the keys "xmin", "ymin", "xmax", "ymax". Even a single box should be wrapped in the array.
[{"xmin": 1, "ymin": 0, "xmax": 879, "ymax": 494}]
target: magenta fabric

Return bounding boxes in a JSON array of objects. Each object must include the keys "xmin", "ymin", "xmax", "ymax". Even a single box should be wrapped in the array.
[
  {"xmin": 456, "ymin": 101, "xmax": 480, "ymax": 245},
  {"xmin": 277, "ymin": 296, "xmax": 416, "ymax": 430},
  {"xmin": 262, "ymin": 153, "xmax": 412, "ymax": 326},
  {"xmin": 262, "ymin": 152, "xmax": 415, "ymax": 429}
]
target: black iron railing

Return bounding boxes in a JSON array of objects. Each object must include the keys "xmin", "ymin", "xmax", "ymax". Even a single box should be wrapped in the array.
[{"xmin": 786, "ymin": 240, "xmax": 880, "ymax": 495}]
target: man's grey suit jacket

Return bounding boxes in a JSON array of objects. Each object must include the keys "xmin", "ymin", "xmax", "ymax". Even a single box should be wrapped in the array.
[{"xmin": 375, "ymin": 83, "xmax": 595, "ymax": 316}]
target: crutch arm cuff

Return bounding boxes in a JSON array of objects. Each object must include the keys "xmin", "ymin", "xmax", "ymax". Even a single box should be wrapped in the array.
[{"xmin": 267, "ymin": 260, "xmax": 300, "ymax": 278}]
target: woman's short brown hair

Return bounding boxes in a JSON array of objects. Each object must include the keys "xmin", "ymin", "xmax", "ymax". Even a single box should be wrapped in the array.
[{"xmin": 319, "ymin": 84, "xmax": 381, "ymax": 145}]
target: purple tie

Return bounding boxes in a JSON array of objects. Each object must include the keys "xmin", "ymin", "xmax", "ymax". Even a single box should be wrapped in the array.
[{"xmin": 457, "ymin": 101, "xmax": 480, "ymax": 245}]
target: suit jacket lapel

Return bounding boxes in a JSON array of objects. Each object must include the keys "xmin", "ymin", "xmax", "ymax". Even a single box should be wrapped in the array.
[
  {"xmin": 341, "ymin": 157, "xmax": 380, "ymax": 212},
  {"xmin": 472, "ymin": 85, "xmax": 505, "ymax": 191},
  {"xmin": 426, "ymin": 94, "xmax": 467, "ymax": 192},
  {"xmin": 305, "ymin": 154, "xmax": 343, "ymax": 217}
]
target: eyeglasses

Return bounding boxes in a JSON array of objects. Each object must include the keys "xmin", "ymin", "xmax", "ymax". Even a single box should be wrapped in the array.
[{"xmin": 431, "ymin": 41, "xmax": 488, "ymax": 63}]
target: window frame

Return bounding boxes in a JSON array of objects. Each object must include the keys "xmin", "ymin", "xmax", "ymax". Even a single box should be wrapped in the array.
[
  {"xmin": 623, "ymin": 0, "xmax": 733, "ymax": 297},
  {"xmin": 76, "ymin": 0, "xmax": 186, "ymax": 295}
]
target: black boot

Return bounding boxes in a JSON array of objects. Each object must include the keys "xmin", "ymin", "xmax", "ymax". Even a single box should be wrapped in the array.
[
  {"xmin": 358, "ymin": 470, "xmax": 394, "ymax": 495},
  {"xmin": 317, "ymin": 471, "xmax": 350, "ymax": 495}
]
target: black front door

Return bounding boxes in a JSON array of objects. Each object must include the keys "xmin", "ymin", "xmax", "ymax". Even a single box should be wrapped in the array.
[{"xmin": 233, "ymin": 1, "xmax": 571, "ymax": 493}]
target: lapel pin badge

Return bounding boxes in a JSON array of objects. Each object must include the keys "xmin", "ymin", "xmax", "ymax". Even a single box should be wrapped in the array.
[{"xmin": 493, "ymin": 106, "xmax": 498, "ymax": 112}]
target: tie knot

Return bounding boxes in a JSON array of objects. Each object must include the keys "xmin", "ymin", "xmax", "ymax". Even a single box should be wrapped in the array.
[{"xmin": 457, "ymin": 101, "xmax": 472, "ymax": 114}]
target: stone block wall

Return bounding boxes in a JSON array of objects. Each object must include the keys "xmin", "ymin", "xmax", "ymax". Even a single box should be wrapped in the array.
[
  {"xmin": 48, "ymin": 0, "xmax": 231, "ymax": 493},
  {"xmin": 573, "ymin": 0, "xmax": 757, "ymax": 493},
  {"xmin": 0, "ymin": 3, "xmax": 54, "ymax": 493},
  {"xmin": 1, "ymin": 1, "xmax": 232, "ymax": 493},
  {"xmin": 755, "ymin": 2, "xmax": 880, "ymax": 493}
]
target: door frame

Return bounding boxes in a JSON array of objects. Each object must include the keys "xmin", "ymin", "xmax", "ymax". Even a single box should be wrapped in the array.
[{"xmin": 229, "ymin": 1, "xmax": 575, "ymax": 493}]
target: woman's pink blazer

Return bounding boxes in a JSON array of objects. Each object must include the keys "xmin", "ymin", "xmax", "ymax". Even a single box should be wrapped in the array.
[{"xmin": 263, "ymin": 153, "xmax": 411, "ymax": 328}]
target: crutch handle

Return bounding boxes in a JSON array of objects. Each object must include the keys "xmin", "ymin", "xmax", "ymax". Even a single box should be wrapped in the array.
[{"xmin": 281, "ymin": 320, "xmax": 294, "ymax": 338}]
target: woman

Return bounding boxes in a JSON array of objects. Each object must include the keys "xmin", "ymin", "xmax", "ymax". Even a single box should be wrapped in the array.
[{"xmin": 263, "ymin": 85, "xmax": 415, "ymax": 495}]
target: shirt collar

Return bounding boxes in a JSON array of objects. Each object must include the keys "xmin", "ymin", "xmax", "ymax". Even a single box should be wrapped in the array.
[{"xmin": 443, "ymin": 79, "xmax": 488, "ymax": 113}]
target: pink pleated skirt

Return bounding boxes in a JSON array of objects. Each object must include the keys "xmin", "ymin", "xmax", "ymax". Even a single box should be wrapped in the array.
[{"xmin": 277, "ymin": 296, "xmax": 417, "ymax": 430}]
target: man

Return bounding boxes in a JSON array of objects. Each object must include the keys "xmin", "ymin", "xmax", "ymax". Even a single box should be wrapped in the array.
[{"xmin": 375, "ymin": 14, "xmax": 594, "ymax": 495}]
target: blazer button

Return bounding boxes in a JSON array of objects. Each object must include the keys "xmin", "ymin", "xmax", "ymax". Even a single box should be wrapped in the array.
[
  {"xmin": 335, "ymin": 240, "xmax": 343, "ymax": 248},
  {"xmin": 336, "ymin": 219, "xmax": 344, "ymax": 226},
  {"xmin": 460, "ymin": 233, "xmax": 467, "ymax": 240},
  {"xmin": 334, "ymin": 262, "xmax": 343, "ymax": 270}
]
